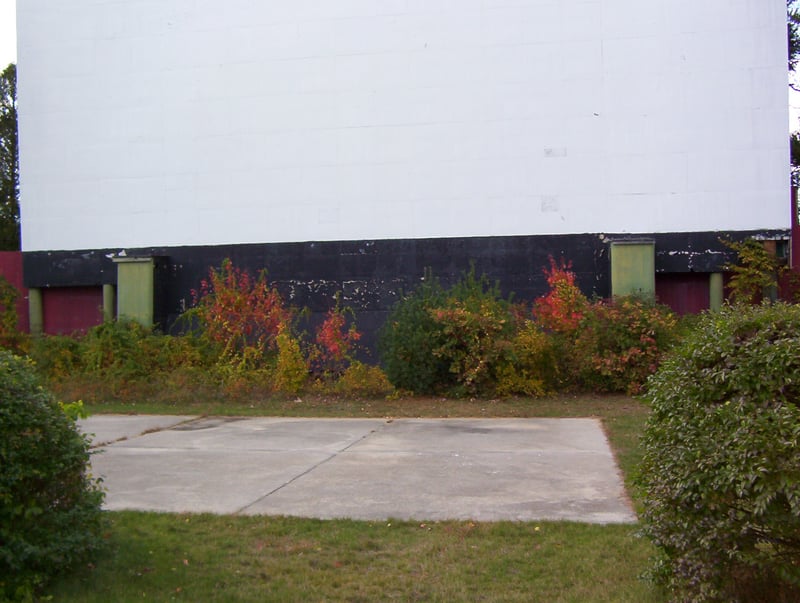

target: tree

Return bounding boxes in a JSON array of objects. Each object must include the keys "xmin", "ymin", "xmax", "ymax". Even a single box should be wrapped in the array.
[
  {"xmin": 789, "ymin": 3, "xmax": 800, "ymax": 184},
  {"xmin": 0, "ymin": 63, "xmax": 19, "ymax": 250},
  {"xmin": 790, "ymin": 1, "xmax": 800, "ymax": 74},
  {"xmin": 722, "ymin": 237, "xmax": 785, "ymax": 304}
]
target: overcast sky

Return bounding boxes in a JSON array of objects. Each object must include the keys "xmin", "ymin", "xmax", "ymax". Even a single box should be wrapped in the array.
[{"xmin": 0, "ymin": 1, "xmax": 15, "ymax": 68}]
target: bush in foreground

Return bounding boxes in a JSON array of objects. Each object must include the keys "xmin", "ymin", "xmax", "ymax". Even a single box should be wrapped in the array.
[
  {"xmin": 0, "ymin": 351, "xmax": 105, "ymax": 600},
  {"xmin": 638, "ymin": 303, "xmax": 800, "ymax": 602}
]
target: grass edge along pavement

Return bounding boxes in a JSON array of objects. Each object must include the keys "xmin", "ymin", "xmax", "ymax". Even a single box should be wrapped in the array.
[
  {"xmin": 48, "ymin": 514, "xmax": 663, "ymax": 602},
  {"xmin": 44, "ymin": 395, "xmax": 666, "ymax": 602}
]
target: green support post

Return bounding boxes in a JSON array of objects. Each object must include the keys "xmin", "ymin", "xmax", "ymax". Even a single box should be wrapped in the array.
[
  {"xmin": 709, "ymin": 273, "xmax": 724, "ymax": 311},
  {"xmin": 103, "ymin": 284, "xmax": 116, "ymax": 323},
  {"xmin": 28, "ymin": 288, "xmax": 43, "ymax": 335},
  {"xmin": 113, "ymin": 257, "xmax": 155, "ymax": 327},
  {"xmin": 610, "ymin": 241, "xmax": 656, "ymax": 298}
]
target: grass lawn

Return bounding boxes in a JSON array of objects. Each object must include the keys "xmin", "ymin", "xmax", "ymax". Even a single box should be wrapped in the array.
[{"xmin": 47, "ymin": 393, "xmax": 666, "ymax": 602}]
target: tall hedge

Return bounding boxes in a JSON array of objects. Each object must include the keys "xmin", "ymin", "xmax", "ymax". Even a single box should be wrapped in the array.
[
  {"xmin": 638, "ymin": 303, "xmax": 800, "ymax": 602},
  {"xmin": 0, "ymin": 351, "xmax": 105, "ymax": 599}
]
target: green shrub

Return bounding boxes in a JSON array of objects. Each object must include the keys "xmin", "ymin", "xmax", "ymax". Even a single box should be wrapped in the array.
[
  {"xmin": 334, "ymin": 361, "xmax": 395, "ymax": 398},
  {"xmin": 573, "ymin": 295, "xmax": 676, "ymax": 394},
  {"xmin": 81, "ymin": 319, "xmax": 148, "ymax": 374},
  {"xmin": 380, "ymin": 263, "xmax": 678, "ymax": 397},
  {"xmin": 273, "ymin": 329, "xmax": 309, "ymax": 395},
  {"xmin": 723, "ymin": 238, "xmax": 785, "ymax": 304},
  {"xmin": 429, "ymin": 297, "xmax": 514, "ymax": 396},
  {"xmin": 88, "ymin": 320, "xmax": 204, "ymax": 378},
  {"xmin": 638, "ymin": 303, "xmax": 800, "ymax": 602},
  {"xmin": 495, "ymin": 320, "xmax": 557, "ymax": 397},
  {"xmin": 29, "ymin": 334, "xmax": 82, "ymax": 380},
  {"xmin": 378, "ymin": 271, "xmax": 450, "ymax": 394},
  {"xmin": 0, "ymin": 351, "xmax": 105, "ymax": 600},
  {"xmin": 30, "ymin": 320, "xmax": 204, "ymax": 382},
  {"xmin": 0, "ymin": 275, "xmax": 27, "ymax": 354},
  {"xmin": 379, "ymin": 269, "xmax": 516, "ymax": 396}
]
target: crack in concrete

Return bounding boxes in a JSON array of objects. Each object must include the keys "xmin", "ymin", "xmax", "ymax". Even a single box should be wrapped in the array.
[
  {"xmin": 234, "ymin": 420, "xmax": 391, "ymax": 515},
  {"xmin": 88, "ymin": 417, "xmax": 203, "ymax": 450}
]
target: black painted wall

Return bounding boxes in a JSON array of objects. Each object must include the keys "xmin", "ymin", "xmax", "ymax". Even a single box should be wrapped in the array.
[{"xmin": 22, "ymin": 229, "xmax": 789, "ymax": 353}]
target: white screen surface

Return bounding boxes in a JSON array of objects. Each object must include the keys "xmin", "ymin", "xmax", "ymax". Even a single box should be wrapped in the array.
[{"xmin": 17, "ymin": 0, "xmax": 790, "ymax": 251}]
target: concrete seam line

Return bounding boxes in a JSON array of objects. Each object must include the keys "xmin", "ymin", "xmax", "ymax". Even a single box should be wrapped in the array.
[
  {"xmin": 233, "ymin": 420, "xmax": 393, "ymax": 515},
  {"xmin": 87, "ymin": 416, "xmax": 202, "ymax": 450}
]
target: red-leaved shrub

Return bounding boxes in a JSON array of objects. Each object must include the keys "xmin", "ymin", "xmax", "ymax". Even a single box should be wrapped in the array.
[
  {"xmin": 309, "ymin": 301, "xmax": 361, "ymax": 377},
  {"xmin": 533, "ymin": 257, "xmax": 589, "ymax": 334},
  {"xmin": 190, "ymin": 258, "xmax": 293, "ymax": 367}
]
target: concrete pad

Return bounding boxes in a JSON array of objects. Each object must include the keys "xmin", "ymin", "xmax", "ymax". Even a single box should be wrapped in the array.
[
  {"xmin": 243, "ymin": 419, "xmax": 633, "ymax": 523},
  {"xmin": 78, "ymin": 415, "xmax": 195, "ymax": 446},
  {"xmin": 83, "ymin": 416, "xmax": 636, "ymax": 523},
  {"xmin": 89, "ymin": 448, "xmax": 333, "ymax": 514},
  {"xmin": 86, "ymin": 417, "xmax": 387, "ymax": 514},
  {"xmin": 353, "ymin": 418, "xmax": 612, "ymax": 453},
  {"xmin": 111, "ymin": 417, "xmax": 386, "ymax": 453}
]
